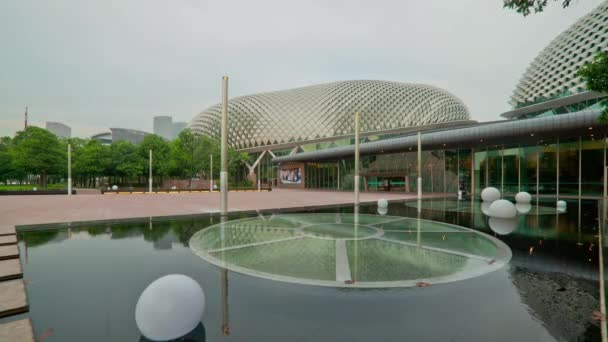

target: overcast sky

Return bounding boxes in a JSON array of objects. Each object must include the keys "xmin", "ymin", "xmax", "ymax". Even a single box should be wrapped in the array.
[{"xmin": 0, "ymin": 0, "xmax": 604, "ymax": 138}]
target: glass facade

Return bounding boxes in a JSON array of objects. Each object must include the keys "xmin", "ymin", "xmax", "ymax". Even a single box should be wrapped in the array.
[{"xmin": 290, "ymin": 135, "xmax": 606, "ymax": 198}]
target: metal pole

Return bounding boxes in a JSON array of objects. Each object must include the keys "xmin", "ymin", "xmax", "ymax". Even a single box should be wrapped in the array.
[
  {"xmin": 457, "ymin": 149, "xmax": 460, "ymax": 196},
  {"xmin": 536, "ymin": 145, "xmax": 540, "ymax": 202},
  {"xmin": 67, "ymin": 144, "xmax": 72, "ymax": 196},
  {"xmin": 220, "ymin": 76, "xmax": 229, "ymax": 214},
  {"xmin": 210, "ymin": 154, "xmax": 213, "ymax": 192},
  {"xmin": 149, "ymin": 149, "xmax": 153, "ymax": 193},
  {"xmin": 354, "ymin": 112, "xmax": 360, "ymax": 206},
  {"xmin": 257, "ymin": 159, "xmax": 261, "ymax": 192},
  {"xmin": 485, "ymin": 147, "xmax": 489, "ymax": 188},
  {"xmin": 443, "ymin": 150, "xmax": 446, "ymax": 193},
  {"xmin": 471, "ymin": 148, "xmax": 475, "ymax": 198},
  {"xmin": 518, "ymin": 145, "xmax": 521, "ymax": 192},
  {"xmin": 501, "ymin": 146, "xmax": 504, "ymax": 196},
  {"xmin": 556, "ymin": 138, "xmax": 560, "ymax": 200},
  {"xmin": 417, "ymin": 131, "xmax": 422, "ymax": 200}
]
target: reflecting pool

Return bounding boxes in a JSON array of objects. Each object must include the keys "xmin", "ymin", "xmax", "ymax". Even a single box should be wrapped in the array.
[{"xmin": 1, "ymin": 197, "xmax": 605, "ymax": 341}]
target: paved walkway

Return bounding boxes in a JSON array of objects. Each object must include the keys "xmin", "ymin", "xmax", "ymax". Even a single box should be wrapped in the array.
[
  {"xmin": 0, "ymin": 189, "xmax": 442, "ymax": 227},
  {"xmin": 0, "ymin": 189, "xmax": 446, "ymax": 341}
]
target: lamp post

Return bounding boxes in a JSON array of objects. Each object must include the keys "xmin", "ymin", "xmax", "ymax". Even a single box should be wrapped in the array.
[
  {"xmin": 417, "ymin": 131, "xmax": 422, "ymax": 201},
  {"xmin": 149, "ymin": 149, "xmax": 153, "ymax": 193},
  {"xmin": 210, "ymin": 154, "xmax": 213, "ymax": 193},
  {"xmin": 67, "ymin": 144, "xmax": 72, "ymax": 196},
  {"xmin": 220, "ymin": 76, "xmax": 229, "ymax": 214}
]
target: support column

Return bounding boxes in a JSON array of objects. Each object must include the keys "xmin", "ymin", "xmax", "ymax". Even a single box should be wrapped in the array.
[
  {"xmin": 501, "ymin": 146, "xmax": 504, "ymax": 197},
  {"xmin": 556, "ymin": 138, "xmax": 560, "ymax": 200},
  {"xmin": 471, "ymin": 147, "xmax": 475, "ymax": 199},
  {"xmin": 354, "ymin": 112, "xmax": 361, "ymax": 205},
  {"xmin": 67, "ymin": 144, "xmax": 72, "ymax": 196},
  {"xmin": 518, "ymin": 145, "xmax": 521, "ymax": 193},
  {"xmin": 443, "ymin": 150, "xmax": 446, "ymax": 193},
  {"xmin": 536, "ymin": 145, "xmax": 540, "ymax": 202},
  {"xmin": 220, "ymin": 76, "xmax": 229, "ymax": 214},
  {"xmin": 417, "ymin": 131, "xmax": 422, "ymax": 200},
  {"xmin": 485, "ymin": 147, "xmax": 489, "ymax": 188},
  {"xmin": 457, "ymin": 149, "xmax": 460, "ymax": 196}
]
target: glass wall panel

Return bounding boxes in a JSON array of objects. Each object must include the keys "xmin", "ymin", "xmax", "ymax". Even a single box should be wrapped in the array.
[
  {"xmin": 558, "ymin": 139, "xmax": 579, "ymax": 196},
  {"xmin": 538, "ymin": 140, "xmax": 558, "ymax": 195},
  {"xmin": 581, "ymin": 138, "xmax": 605, "ymax": 196}
]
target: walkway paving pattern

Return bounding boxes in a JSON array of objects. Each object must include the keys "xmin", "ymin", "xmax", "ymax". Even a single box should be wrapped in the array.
[{"xmin": 0, "ymin": 189, "xmax": 442, "ymax": 340}]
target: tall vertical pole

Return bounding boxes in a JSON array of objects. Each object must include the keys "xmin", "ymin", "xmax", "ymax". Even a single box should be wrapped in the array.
[
  {"xmin": 536, "ymin": 145, "xmax": 540, "ymax": 203},
  {"xmin": 457, "ymin": 149, "xmax": 460, "ymax": 196},
  {"xmin": 67, "ymin": 144, "xmax": 72, "ymax": 196},
  {"xmin": 556, "ymin": 138, "xmax": 560, "ymax": 200},
  {"xmin": 210, "ymin": 154, "xmax": 213, "ymax": 192},
  {"xmin": 518, "ymin": 145, "xmax": 521, "ymax": 192},
  {"xmin": 417, "ymin": 131, "xmax": 422, "ymax": 200},
  {"xmin": 354, "ymin": 112, "xmax": 360, "ymax": 206},
  {"xmin": 471, "ymin": 148, "xmax": 475, "ymax": 199},
  {"xmin": 604, "ymin": 135, "xmax": 607, "ymax": 198},
  {"xmin": 220, "ymin": 76, "xmax": 229, "ymax": 214},
  {"xmin": 500, "ymin": 146, "xmax": 504, "ymax": 196},
  {"xmin": 24, "ymin": 106, "xmax": 28, "ymax": 129},
  {"xmin": 149, "ymin": 149, "xmax": 153, "ymax": 193},
  {"xmin": 485, "ymin": 147, "xmax": 489, "ymax": 188},
  {"xmin": 257, "ymin": 160, "xmax": 261, "ymax": 192}
]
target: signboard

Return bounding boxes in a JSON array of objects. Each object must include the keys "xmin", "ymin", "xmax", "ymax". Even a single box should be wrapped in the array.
[{"xmin": 280, "ymin": 166, "xmax": 302, "ymax": 184}]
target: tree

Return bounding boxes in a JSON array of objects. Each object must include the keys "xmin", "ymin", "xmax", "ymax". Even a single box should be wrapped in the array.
[
  {"xmin": 504, "ymin": 0, "xmax": 572, "ymax": 16},
  {"xmin": 71, "ymin": 139, "xmax": 110, "ymax": 187},
  {"xmin": 109, "ymin": 141, "xmax": 143, "ymax": 186},
  {"xmin": 0, "ymin": 137, "xmax": 20, "ymax": 184},
  {"xmin": 11, "ymin": 127, "xmax": 65, "ymax": 188},
  {"xmin": 577, "ymin": 51, "xmax": 608, "ymax": 122}
]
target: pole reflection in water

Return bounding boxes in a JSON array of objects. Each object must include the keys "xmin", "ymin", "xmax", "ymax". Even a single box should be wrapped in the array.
[
  {"xmin": 220, "ymin": 214, "xmax": 230, "ymax": 336},
  {"xmin": 353, "ymin": 204, "xmax": 359, "ymax": 282},
  {"xmin": 417, "ymin": 199, "xmax": 421, "ymax": 248}
]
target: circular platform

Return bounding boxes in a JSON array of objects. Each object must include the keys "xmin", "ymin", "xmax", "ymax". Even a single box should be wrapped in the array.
[{"xmin": 189, "ymin": 213, "xmax": 512, "ymax": 288}]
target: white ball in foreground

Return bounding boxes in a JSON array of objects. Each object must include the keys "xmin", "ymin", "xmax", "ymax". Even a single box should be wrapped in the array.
[
  {"xmin": 515, "ymin": 192, "xmax": 531, "ymax": 204},
  {"xmin": 32, "ymin": 187, "xmax": 37, "ymax": 191},
  {"xmin": 488, "ymin": 199, "xmax": 517, "ymax": 219},
  {"xmin": 557, "ymin": 200, "xmax": 567, "ymax": 209},
  {"xmin": 515, "ymin": 203, "xmax": 532, "ymax": 214},
  {"xmin": 135, "ymin": 274, "xmax": 205, "ymax": 341},
  {"xmin": 112, "ymin": 185, "xmax": 118, "ymax": 191},
  {"xmin": 489, "ymin": 217, "xmax": 517, "ymax": 236},
  {"xmin": 481, "ymin": 187, "xmax": 501, "ymax": 203},
  {"xmin": 377, "ymin": 199, "xmax": 388, "ymax": 209}
]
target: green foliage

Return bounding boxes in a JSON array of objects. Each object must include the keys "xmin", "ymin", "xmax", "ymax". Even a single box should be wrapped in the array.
[
  {"xmin": 503, "ymin": 0, "xmax": 572, "ymax": 16},
  {"xmin": 1, "ymin": 127, "xmax": 251, "ymax": 188},
  {"xmin": 577, "ymin": 51, "xmax": 608, "ymax": 122},
  {"xmin": 11, "ymin": 127, "xmax": 65, "ymax": 187}
]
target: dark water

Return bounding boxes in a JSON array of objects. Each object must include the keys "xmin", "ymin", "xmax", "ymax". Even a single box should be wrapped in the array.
[{"xmin": 2, "ymin": 198, "xmax": 605, "ymax": 342}]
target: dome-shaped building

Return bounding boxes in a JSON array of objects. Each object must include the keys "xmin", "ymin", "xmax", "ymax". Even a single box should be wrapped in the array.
[
  {"xmin": 510, "ymin": 1, "xmax": 608, "ymax": 110},
  {"xmin": 188, "ymin": 80, "xmax": 471, "ymax": 152}
]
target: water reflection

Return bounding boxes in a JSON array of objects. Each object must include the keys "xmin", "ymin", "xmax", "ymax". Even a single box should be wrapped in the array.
[
  {"xmin": 488, "ymin": 217, "xmax": 517, "ymax": 236},
  {"xmin": 139, "ymin": 322, "xmax": 206, "ymax": 342}
]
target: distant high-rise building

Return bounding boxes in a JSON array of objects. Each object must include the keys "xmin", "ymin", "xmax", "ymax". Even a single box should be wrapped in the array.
[
  {"xmin": 153, "ymin": 116, "xmax": 173, "ymax": 140},
  {"xmin": 46, "ymin": 121, "xmax": 71, "ymax": 138},
  {"xmin": 172, "ymin": 122, "xmax": 187, "ymax": 139},
  {"xmin": 91, "ymin": 128, "xmax": 150, "ymax": 145}
]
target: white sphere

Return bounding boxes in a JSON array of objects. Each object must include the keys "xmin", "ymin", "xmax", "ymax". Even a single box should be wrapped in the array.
[
  {"xmin": 32, "ymin": 187, "xmax": 37, "ymax": 191},
  {"xmin": 112, "ymin": 185, "xmax": 118, "ymax": 191},
  {"xmin": 481, "ymin": 202, "xmax": 492, "ymax": 216},
  {"xmin": 377, "ymin": 207, "xmax": 388, "ymax": 216},
  {"xmin": 557, "ymin": 200, "xmax": 567, "ymax": 208},
  {"xmin": 488, "ymin": 199, "xmax": 517, "ymax": 219},
  {"xmin": 489, "ymin": 217, "xmax": 517, "ymax": 235},
  {"xmin": 515, "ymin": 192, "xmax": 532, "ymax": 204},
  {"xmin": 377, "ymin": 199, "xmax": 388, "ymax": 209},
  {"xmin": 171, "ymin": 186, "xmax": 177, "ymax": 190},
  {"xmin": 135, "ymin": 274, "xmax": 205, "ymax": 341},
  {"xmin": 515, "ymin": 203, "xmax": 532, "ymax": 214},
  {"xmin": 481, "ymin": 187, "xmax": 501, "ymax": 203}
]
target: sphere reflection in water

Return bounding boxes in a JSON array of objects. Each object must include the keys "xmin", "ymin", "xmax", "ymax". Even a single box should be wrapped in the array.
[
  {"xmin": 135, "ymin": 274, "xmax": 206, "ymax": 341},
  {"xmin": 481, "ymin": 202, "xmax": 492, "ymax": 216},
  {"xmin": 515, "ymin": 191, "xmax": 531, "ymax": 204},
  {"xmin": 515, "ymin": 203, "xmax": 532, "ymax": 214},
  {"xmin": 489, "ymin": 217, "xmax": 518, "ymax": 235},
  {"xmin": 488, "ymin": 199, "xmax": 517, "ymax": 219},
  {"xmin": 377, "ymin": 207, "xmax": 388, "ymax": 215}
]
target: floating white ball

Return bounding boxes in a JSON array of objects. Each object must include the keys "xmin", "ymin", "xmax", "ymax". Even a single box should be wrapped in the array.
[
  {"xmin": 135, "ymin": 274, "xmax": 205, "ymax": 341},
  {"xmin": 32, "ymin": 187, "xmax": 37, "ymax": 191},
  {"xmin": 112, "ymin": 185, "xmax": 118, "ymax": 191},
  {"xmin": 557, "ymin": 200, "xmax": 567, "ymax": 209},
  {"xmin": 481, "ymin": 187, "xmax": 501, "ymax": 203},
  {"xmin": 489, "ymin": 217, "xmax": 517, "ymax": 235},
  {"xmin": 515, "ymin": 192, "xmax": 531, "ymax": 204},
  {"xmin": 488, "ymin": 199, "xmax": 517, "ymax": 219},
  {"xmin": 515, "ymin": 203, "xmax": 532, "ymax": 214},
  {"xmin": 377, "ymin": 199, "xmax": 388, "ymax": 209}
]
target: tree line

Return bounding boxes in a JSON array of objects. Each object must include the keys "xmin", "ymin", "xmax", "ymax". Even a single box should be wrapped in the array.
[{"xmin": 0, "ymin": 126, "xmax": 251, "ymax": 189}]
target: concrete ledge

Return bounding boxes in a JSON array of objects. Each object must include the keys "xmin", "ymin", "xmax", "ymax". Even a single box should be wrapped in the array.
[
  {"xmin": 0, "ymin": 318, "xmax": 35, "ymax": 342},
  {"xmin": 0, "ymin": 280, "xmax": 28, "ymax": 318},
  {"xmin": 0, "ymin": 245, "xmax": 18, "ymax": 261},
  {"xmin": 0, "ymin": 259, "xmax": 23, "ymax": 281},
  {"xmin": 0, "ymin": 226, "xmax": 15, "ymax": 236},
  {"xmin": 0, "ymin": 235, "xmax": 17, "ymax": 246}
]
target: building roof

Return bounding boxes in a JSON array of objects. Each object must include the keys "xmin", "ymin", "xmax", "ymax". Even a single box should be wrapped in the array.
[{"xmin": 273, "ymin": 109, "xmax": 605, "ymax": 163}]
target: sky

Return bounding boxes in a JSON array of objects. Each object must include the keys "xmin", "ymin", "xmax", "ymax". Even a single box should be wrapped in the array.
[{"xmin": 0, "ymin": 0, "xmax": 605, "ymax": 138}]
